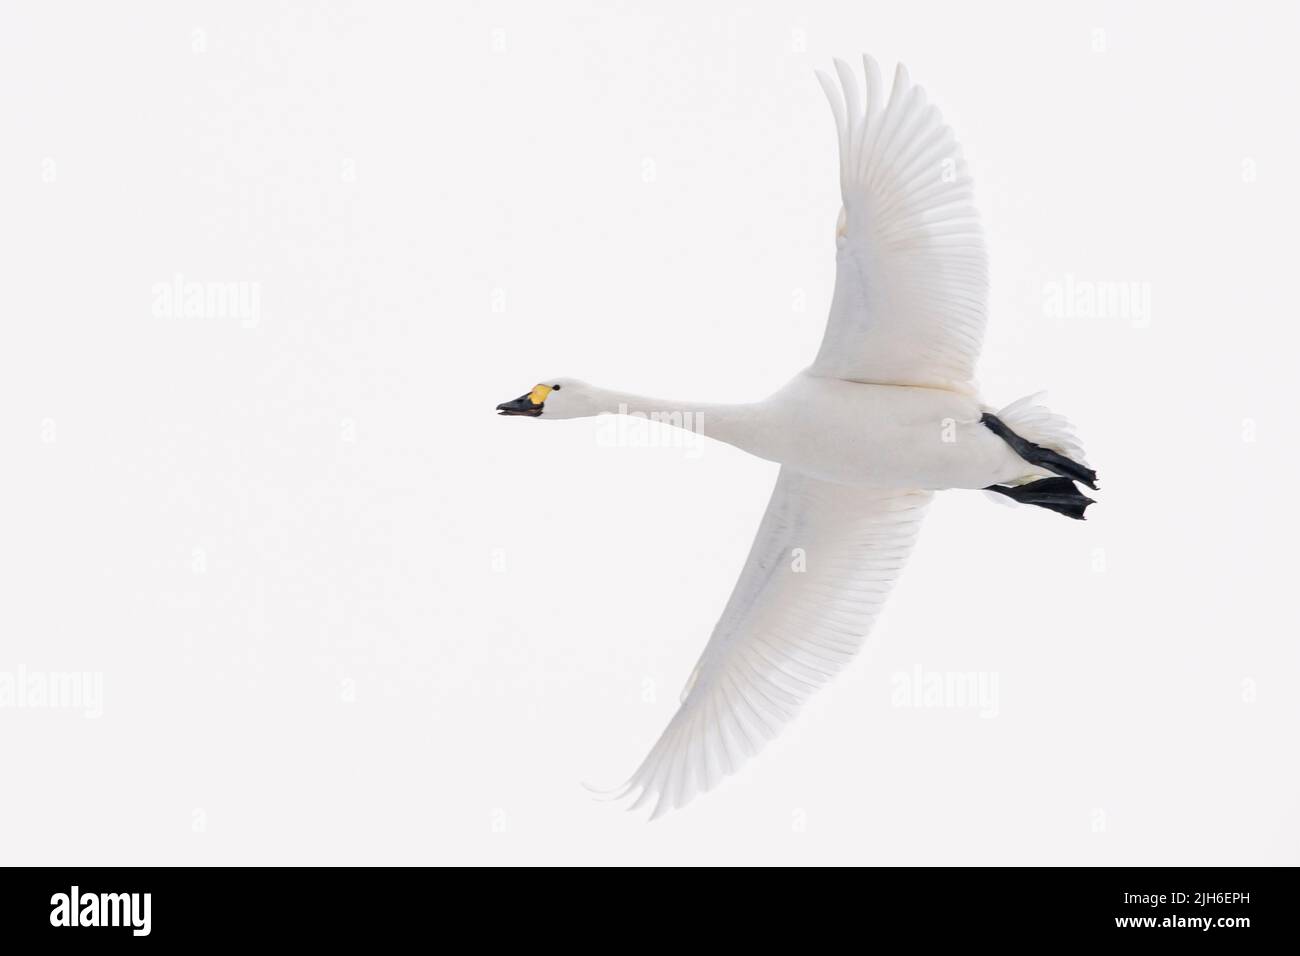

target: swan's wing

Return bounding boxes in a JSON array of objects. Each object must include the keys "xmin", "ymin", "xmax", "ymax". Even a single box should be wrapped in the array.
[
  {"xmin": 810, "ymin": 56, "xmax": 989, "ymax": 393},
  {"xmin": 613, "ymin": 468, "xmax": 931, "ymax": 817}
]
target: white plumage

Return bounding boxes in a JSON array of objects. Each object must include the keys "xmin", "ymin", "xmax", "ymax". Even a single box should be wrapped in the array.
[
  {"xmin": 616, "ymin": 473, "xmax": 931, "ymax": 819},
  {"xmin": 813, "ymin": 57, "xmax": 988, "ymax": 393},
  {"xmin": 497, "ymin": 55, "xmax": 1097, "ymax": 817}
]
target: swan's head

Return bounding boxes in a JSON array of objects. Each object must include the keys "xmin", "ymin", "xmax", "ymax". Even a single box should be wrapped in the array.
[{"xmin": 495, "ymin": 378, "xmax": 596, "ymax": 420}]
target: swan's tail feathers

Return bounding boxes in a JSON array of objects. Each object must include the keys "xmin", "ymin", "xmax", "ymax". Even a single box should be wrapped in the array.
[
  {"xmin": 984, "ymin": 477, "xmax": 1095, "ymax": 521},
  {"xmin": 982, "ymin": 397, "xmax": 1098, "ymax": 490}
]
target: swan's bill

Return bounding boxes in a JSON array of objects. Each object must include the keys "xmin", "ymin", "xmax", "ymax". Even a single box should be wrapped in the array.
[{"xmin": 496, "ymin": 383, "xmax": 554, "ymax": 417}]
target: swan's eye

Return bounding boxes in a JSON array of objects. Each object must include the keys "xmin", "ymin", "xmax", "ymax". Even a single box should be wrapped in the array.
[{"xmin": 552, "ymin": 384, "xmax": 561, "ymax": 391}]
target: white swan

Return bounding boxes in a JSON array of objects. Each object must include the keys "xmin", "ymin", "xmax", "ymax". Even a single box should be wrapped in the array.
[{"xmin": 497, "ymin": 55, "xmax": 1098, "ymax": 817}]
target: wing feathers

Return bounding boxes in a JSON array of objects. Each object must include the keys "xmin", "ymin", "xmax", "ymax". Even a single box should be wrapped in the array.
[
  {"xmin": 604, "ymin": 470, "xmax": 931, "ymax": 816},
  {"xmin": 811, "ymin": 56, "xmax": 990, "ymax": 392}
]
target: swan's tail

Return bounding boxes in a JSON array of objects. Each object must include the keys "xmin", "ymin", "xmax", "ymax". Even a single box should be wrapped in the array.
[
  {"xmin": 980, "ymin": 393, "xmax": 1099, "ymax": 518},
  {"xmin": 983, "ymin": 393, "xmax": 1097, "ymax": 489}
]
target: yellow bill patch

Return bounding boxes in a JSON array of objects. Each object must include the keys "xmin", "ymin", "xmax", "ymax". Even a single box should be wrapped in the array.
[{"xmin": 528, "ymin": 384, "xmax": 553, "ymax": 405}]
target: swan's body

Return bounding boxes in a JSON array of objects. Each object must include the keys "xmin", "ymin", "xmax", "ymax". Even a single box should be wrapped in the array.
[
  {"xmin": 535, "ymin": 374, "xmax": 1033, "ymax": 489},
  {"xmin": 497, "ymin": 55, "xmax": 1098, "ymax": 817},
  {"xmin": 756, "ymin": 376, "xmax": 1033, "ymax": 489}
]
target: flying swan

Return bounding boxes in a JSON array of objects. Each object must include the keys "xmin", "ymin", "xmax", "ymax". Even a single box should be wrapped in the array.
[{"xmin": 497, "ymin": 55, "xmax": 1098, "ymax": 817}]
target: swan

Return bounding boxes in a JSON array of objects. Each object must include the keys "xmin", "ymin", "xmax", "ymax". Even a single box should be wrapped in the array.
[{"xmin": 496, "ymin": 55, "xmax": 1098, "ymax": 817}]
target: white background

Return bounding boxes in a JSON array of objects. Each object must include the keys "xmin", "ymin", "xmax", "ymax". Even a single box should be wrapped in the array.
[{"xmin": 3, "ymin": 1, "xmax": 1297, "ymax": 865}]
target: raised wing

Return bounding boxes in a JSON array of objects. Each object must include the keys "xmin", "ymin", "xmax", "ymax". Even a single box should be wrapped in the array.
[
  {"xmin": 611, "ymin": 469, "xmax": 931, "ymax": 817},
  {"xmin": 810, "ymin": 56, "xmax": 989, "ymax": 393}
]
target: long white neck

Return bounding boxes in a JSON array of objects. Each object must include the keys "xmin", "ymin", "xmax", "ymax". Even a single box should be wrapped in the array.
[{"xmin": 583, "ymin": 386, "xmax": 766, "ymax": 457}]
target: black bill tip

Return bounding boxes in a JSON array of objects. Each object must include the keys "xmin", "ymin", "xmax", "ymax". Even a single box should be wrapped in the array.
[{"xmin": 496, "ymin": 393, "xmax": 544, "ymax": 417}]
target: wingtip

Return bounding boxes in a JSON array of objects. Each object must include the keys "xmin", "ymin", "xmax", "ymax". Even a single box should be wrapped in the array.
[
  {"xmin": 648, "ymin": 793, "xmax": 675, "ymax": 822},
  {"xmin": 580, "ymin": 778, "xmax": 632, "ymax": 802},
  {"xmin": 822, "ymin": 55, "xmax": 913, "ymax": 112}
]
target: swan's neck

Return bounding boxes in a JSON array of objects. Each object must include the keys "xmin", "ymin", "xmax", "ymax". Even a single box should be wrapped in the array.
[{"xmin": 585, "ymin": 387, "xmax": 763, "ymax": 455}]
